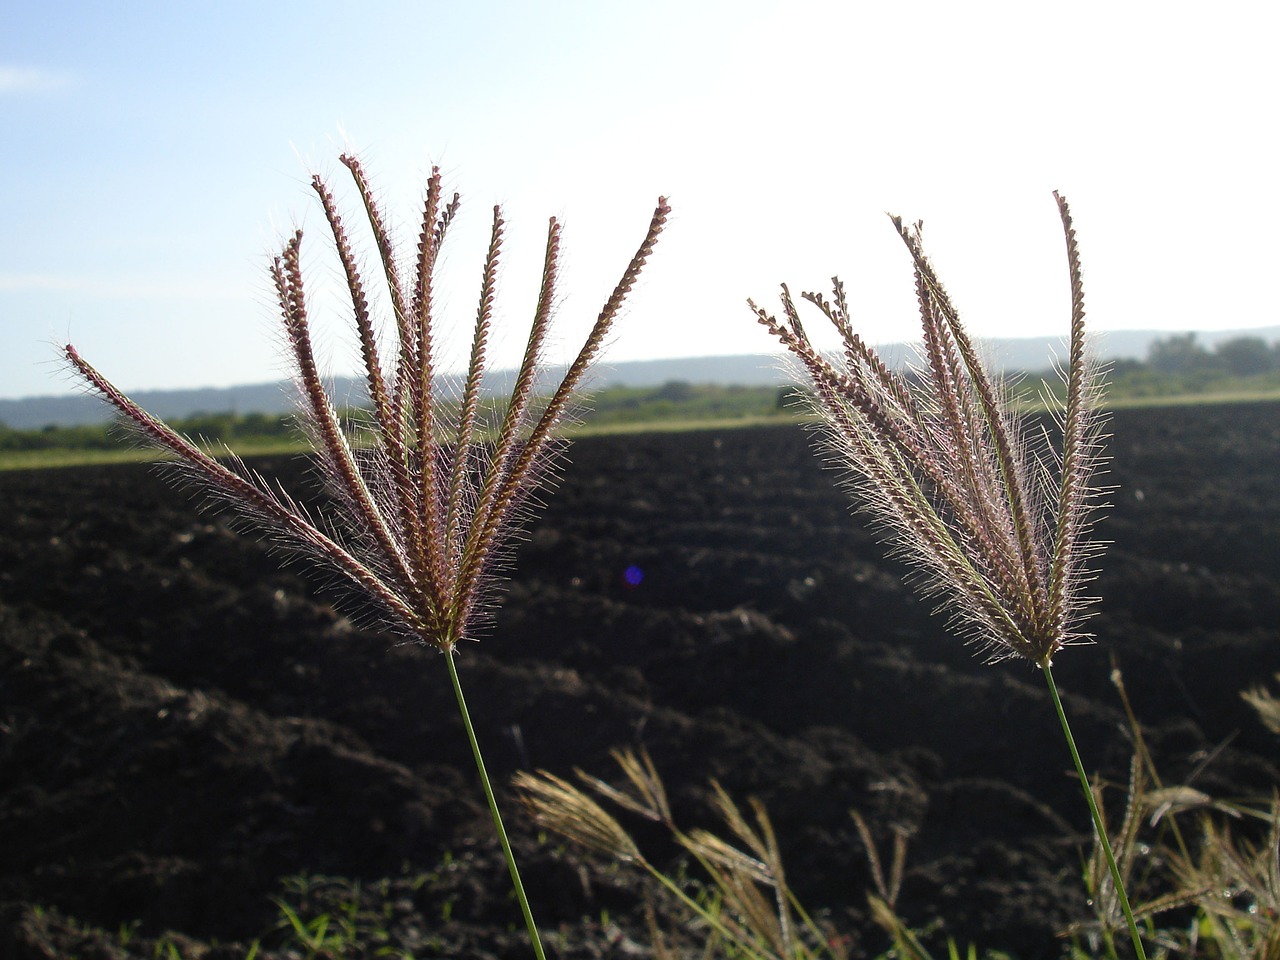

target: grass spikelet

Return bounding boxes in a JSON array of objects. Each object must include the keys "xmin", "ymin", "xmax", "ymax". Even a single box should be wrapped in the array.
[{"xmin": 513, "ymin": 770, "xmax": 643, "ymax": 863}]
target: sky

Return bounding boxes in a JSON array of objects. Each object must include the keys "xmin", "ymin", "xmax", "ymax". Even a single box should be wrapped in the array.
[{"xmin": 2, "ymin": 0, "xmax": 1277, "ymax": 401}]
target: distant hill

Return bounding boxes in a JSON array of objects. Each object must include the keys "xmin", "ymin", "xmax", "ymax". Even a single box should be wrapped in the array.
[
  {"xmin": 7, "ymin": 326, "xmax": 1278, "ymax": 429},
  {"xmin": 5, "ymin": 357, "xmax": 797, "ymax": 429}
]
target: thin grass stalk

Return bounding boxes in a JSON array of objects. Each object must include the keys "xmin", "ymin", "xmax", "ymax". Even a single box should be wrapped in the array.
[
  {"xmin": 666, "ymin": 853, "xmax": 775, "ymax": 960},
  {"xmin": 445, "ymin": 649, "xmax": 546, "ymax": 960},
  {"xmin": 782, "ymin": 885, "xmax": 844, "ymax": 960},
  {"xmin": 867, "ymin": 895, "xmax": 939, "ymax": 960},
  {"xmin": 750, "ymin": 799, "xmax": 795, "ymax": 957},
  {"xmin": 1044, "ymin": 663, "xmax": 1146, "ymax": 959},
  {"xmin": 697, "ymin": 785, "xmax": 796, "ymax": 956},
  {"xmin": 1110, "ymin": 664, "xmax": 1194, "ymax": 865}
]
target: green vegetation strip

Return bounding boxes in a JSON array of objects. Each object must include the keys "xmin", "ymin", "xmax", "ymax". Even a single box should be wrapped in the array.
[{"xmin": 6, "ymin": 376, "xmax": 1280, "ymax": 471}]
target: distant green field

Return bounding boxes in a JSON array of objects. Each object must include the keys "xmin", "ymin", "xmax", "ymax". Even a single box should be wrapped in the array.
[
  {"xmin": 4, "ymin": 379, "xmax": 1280, "ymax": 471},
  {"xmin": 0, "ymin": 436, "xmax": 313, "ymax": 472}
]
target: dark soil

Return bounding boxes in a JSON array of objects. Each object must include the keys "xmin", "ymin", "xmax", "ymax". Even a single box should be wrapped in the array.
[{"xmin": 2, "ymin": 404, "xmax": 1279, "ymax": 959}]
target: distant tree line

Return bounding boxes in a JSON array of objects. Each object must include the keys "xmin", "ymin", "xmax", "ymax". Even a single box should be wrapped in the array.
[
  {"xmin": 3, "ymin": 337, "xmax": 1279, "ymax": 452},
  {"xmin": 0, "ymin": 410, "xmax": 295, "ymax": 452},
  {"xmin": 1104, "ymin": 333, "xmax": 1280, "ymax": 399},
  {"xmin": 1141, "ymin": 333, "xmax": 1280, "ymax": 376},
  {"xmin": 587, "ymin": 381, "xmax": 785, "ymax": 424}
]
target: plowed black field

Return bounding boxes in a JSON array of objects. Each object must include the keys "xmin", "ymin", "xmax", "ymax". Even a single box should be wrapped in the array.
[{"xmin": 4, "ymin": 404, "xmax": 1279, "ymax": 958}]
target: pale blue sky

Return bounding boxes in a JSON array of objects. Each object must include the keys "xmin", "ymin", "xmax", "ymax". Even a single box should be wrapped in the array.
[{"xmin": 3, "ymin": 0, "xmax": 1277, "ymax": 400}]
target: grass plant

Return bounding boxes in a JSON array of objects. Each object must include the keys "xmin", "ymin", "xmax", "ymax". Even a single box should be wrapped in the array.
[
  {"xmin": 516, "ymin": 747, "xmax": 849, "ymax": 959},
  {"xmin": 747, "ymin": 195, "xmax": 1148, "ymax": 956},
  {"xmin": 516, "ymin": 747, "xmax": 1020, "ymax": 960},
  {"xmin": 63, "ymin": 153, "xmax": 669, "ymax": 960},
  {"xmin": 1059, "ymin": 667, "xmax": 1280, "ymax": 959},
  {"xmin": 515, "ymin": 637, "xmax": 1280, "ymax": 959}
]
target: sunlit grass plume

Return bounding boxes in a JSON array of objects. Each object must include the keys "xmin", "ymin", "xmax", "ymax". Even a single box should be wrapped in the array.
[{"xmin": 65, "ymin": 154, "xmax": 670, "ymax": 960}]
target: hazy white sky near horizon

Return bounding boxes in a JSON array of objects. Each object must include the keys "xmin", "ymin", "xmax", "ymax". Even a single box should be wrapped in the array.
[{"xmin": 2, "ymin": 0, "xmax": 1277, "ymax": 401}]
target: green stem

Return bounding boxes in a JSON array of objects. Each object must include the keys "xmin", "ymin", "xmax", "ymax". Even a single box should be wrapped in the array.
[
  {"xmin": 640, "ymin": 861, "xmax": 770, "ymax": 960},
  {"xmin": 1042, "ymin": 662, "xmax": 1147, "ymax": 960},
  {"xmin": 447, "ymin": 650, "xmax": 546, "ymax": 960}
]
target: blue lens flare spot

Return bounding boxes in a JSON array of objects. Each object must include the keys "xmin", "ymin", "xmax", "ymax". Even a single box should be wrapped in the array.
[{"xmin": 623, "ymin": 564, "xmax": 644, "ymax": 587}]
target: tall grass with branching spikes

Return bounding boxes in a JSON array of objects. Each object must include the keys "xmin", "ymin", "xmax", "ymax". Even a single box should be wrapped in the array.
[
  {"xmin": 517, "ymin": 747, "xmax": 853, "ymax": 960},
  {"xmin": 64, "ymin": 154, "xmax": 669, "ymax": 960},
  {"xmin": 743, "ymin": 193, "xmax": 1148, "ymax": 957},
  {"xmin": 518, "ymin": 688, "xmax": 1280, "ymax": 959},
  {"xmin": 516, "ymin": 746, "xmax": 1018, "ymax": 960},
  {"xmin": 1057, "ymin": 666, "xmax": 1280, "ymax": 959}
]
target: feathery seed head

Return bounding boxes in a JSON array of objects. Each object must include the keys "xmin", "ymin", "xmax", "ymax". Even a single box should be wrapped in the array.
[
  {"xmin": 753, "ymin": 194, "xmax": 1106, "ymax": 667},
  {"xmin": 514, "ymin": 770, "xmax": 644, "ymax": 864},
  {"xmin": 66, "ymin": 157, "xmax": 670, "ymax": 654}
]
